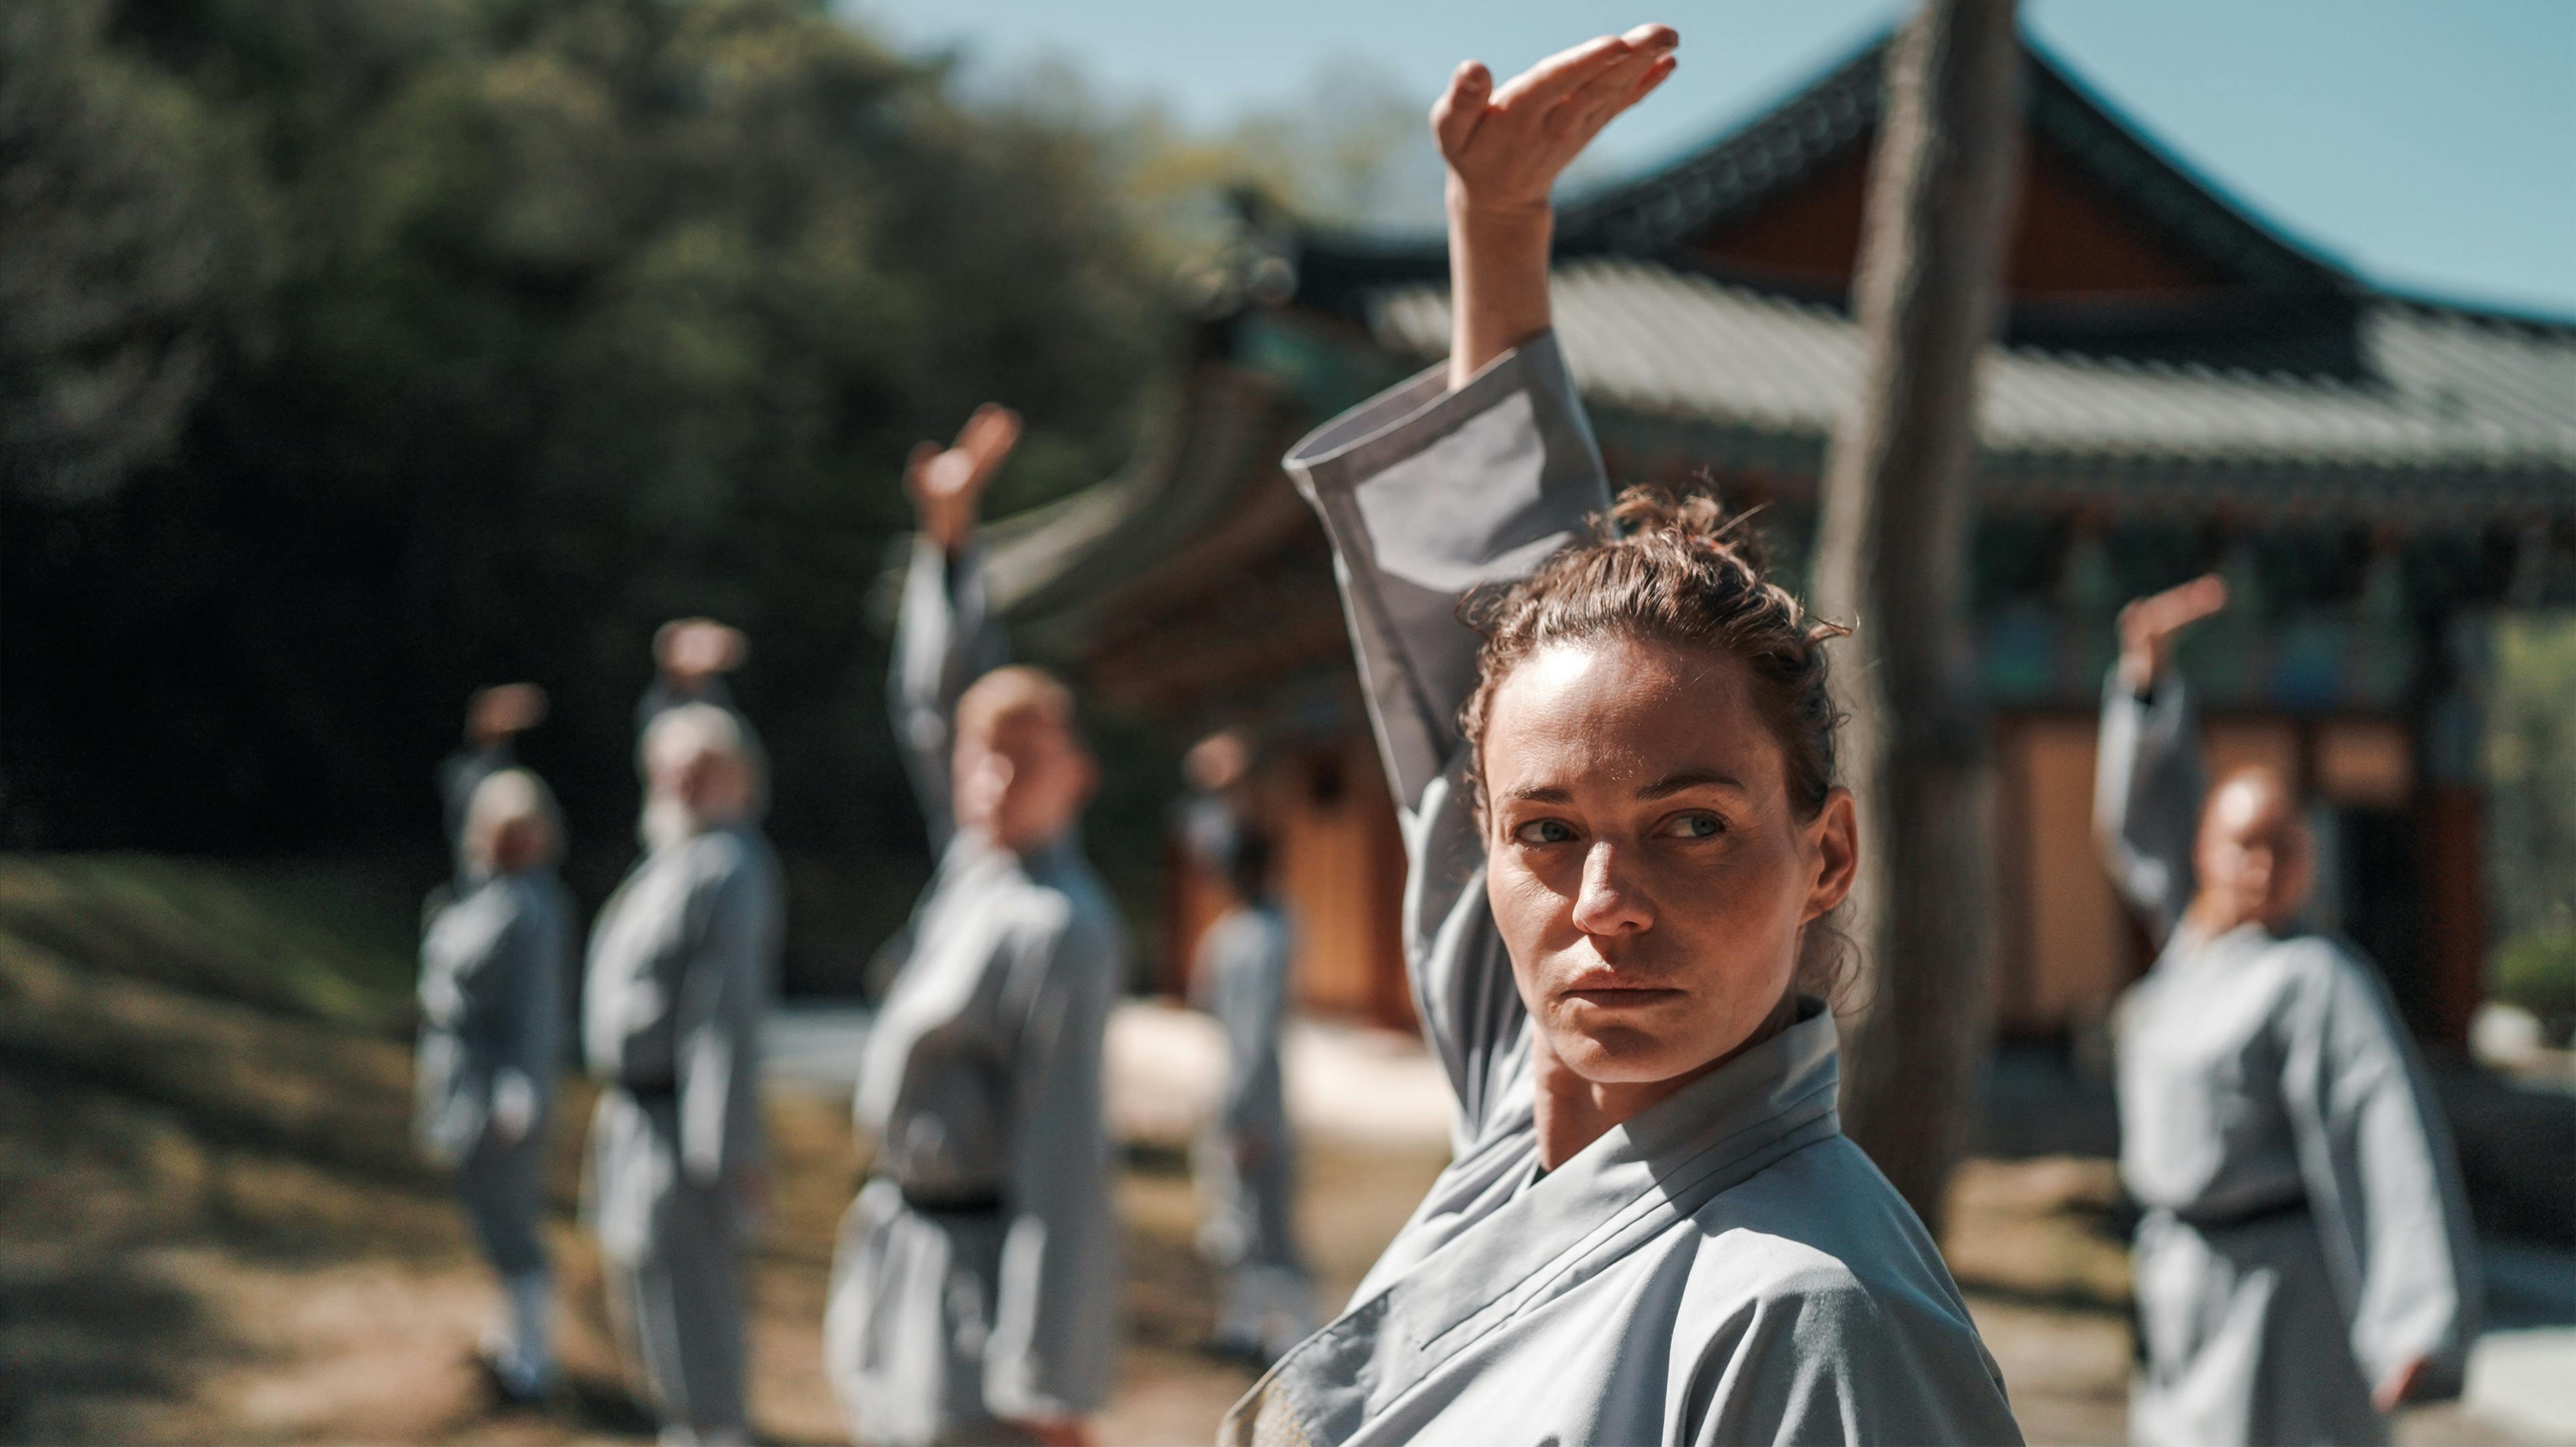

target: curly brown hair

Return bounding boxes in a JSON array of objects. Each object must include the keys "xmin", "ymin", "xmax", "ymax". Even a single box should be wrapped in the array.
[{"xmin": 1459, "ymin": 486, "xmax": 1850, "ymax": 815}]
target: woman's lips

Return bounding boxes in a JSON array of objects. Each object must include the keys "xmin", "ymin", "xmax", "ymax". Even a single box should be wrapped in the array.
[{"xmin": 1559, "ymin": 973, "xmax": 1683, "ymax": 1008}]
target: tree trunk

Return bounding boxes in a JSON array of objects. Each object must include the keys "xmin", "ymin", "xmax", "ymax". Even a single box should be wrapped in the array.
[{"xmin": 1810, "ymin": 0, "xmax": 2024, "ymax": 1234}]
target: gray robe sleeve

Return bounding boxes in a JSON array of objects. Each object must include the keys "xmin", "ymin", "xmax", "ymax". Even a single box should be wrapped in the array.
[
  {"xmin": 1285, "ymin": 333, "xmax": 1607, "ymax": 1135},
  {"xmin": 2094, "ymin": 671, "xmax": 2204, "ymax": 945},
  {"xmin": 890, "ymin": 537, "xmax": 1012, "ymax": 851},
  {"xmin": 985, "ymin": 902, "xmax": 1121, "ymax": 1419},
  {"xmin": 1284, "ymin": 335, "xmax": 1609, "ymax": 810},
  {"xmin": 674, "ymin": 843, "xmax": 777, "ymax": 1187},
  {"xmin": 2280, "ymin": 943, "xmax": 2481, "ymax": 1400}
]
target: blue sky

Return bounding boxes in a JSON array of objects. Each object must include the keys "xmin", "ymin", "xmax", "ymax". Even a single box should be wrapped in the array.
[{"xmin": 844, "ymin": 0, "xmax": 2576, "ymax": 317}]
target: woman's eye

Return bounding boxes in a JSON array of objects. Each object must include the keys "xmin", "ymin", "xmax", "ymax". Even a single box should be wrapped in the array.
[
  {"xmin": 1512, "ymin": 818, "xmax": 1576, "ymax": 846},
  {"xmin": 1663, "ymin": 812, "xmax": 1725, "ymax": 840}
]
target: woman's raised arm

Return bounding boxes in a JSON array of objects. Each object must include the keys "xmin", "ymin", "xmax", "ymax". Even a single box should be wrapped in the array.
[
  {"xmin": 1281, "ymin": 27, "xmax": 1675, "ymax": 813},
  {"xmin": 1436, "ymin": 25, "xmax": 1676, "ymax": 388}
]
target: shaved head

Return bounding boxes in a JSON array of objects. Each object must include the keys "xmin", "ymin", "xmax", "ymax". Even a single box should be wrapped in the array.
[
  {"xmin": 464, "ymin": 767, "xmax": 561, "ymax": 875},
  {"xmin": 956, "ymin": 665, "xmax": 1077, "ymax": 743},
  {"xmin": 2194, "ymin": 764, "xmax": 2313, "ymax": 934},
  {"xmin": 643, "ymin": 703, "xmax": 765, "ymax": 847},
  {"xmin": 645, "ymin": 701, "xmax": 750, "ymax": 780},
  {"xmin": 950, "ymin": 665, "xmax": 1094, "ymax": 854}
]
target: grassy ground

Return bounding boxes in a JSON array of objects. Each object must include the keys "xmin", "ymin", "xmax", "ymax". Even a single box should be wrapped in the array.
[
  {"xmin": 0, "ymin": 853, "xmax": 2532, "ymax": 1444},
  {"xmin": 0, "ymin": 853, "xmax": 1410, "ymax": 1445}
]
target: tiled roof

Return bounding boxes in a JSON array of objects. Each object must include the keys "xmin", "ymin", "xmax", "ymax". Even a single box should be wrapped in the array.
[
  {"xmin": 981, "ymin": 354, "xmax": 1289, "ymax": 632},
  {"xmin": 1554, "ymin": 34, "xmax": 2344, "ymax": 292},
  {"xmin": 1368, "ymin": 259, "xmax": 2576, "ymax": 514}
]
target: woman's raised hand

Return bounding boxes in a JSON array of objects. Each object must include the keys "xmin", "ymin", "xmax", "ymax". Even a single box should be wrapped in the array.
[
  {"xmin": 1436, "ymin": 25, "xmax": 1676, "ymax": 386},
  {"xmin": 1432, "ymin": 25, "xmax": 1678, "ymax": 218},
  {"xmin": 906, "ymin": 403, "xmax": 1022, "ymax": 554}
]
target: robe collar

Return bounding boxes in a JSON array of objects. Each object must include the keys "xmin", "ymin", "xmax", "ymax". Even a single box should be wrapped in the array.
[
  {"xmin": 1226, "ymin": 998, "xmax": 1845, "ymax": 1446},
  {"xmin": 2157, "ymin": 917, "xmax": 2295, "ymax": 975}
]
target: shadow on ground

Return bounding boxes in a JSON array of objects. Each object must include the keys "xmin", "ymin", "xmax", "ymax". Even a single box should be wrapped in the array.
[{"xmin": 5, "ymin": 853, "xmax": 2563, "ymax": 1446}]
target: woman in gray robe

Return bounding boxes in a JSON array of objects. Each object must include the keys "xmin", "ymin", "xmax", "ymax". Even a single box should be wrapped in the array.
[
  {"xmin": 1188, "ymin": 830, "xmax": 1313, "ymax": 1364},
  {"xmin": 417, "ymin": 766, "xmax": 573, "ymax": 1400},
  {"xmin": 1219, "ymin": 28, "xmax": 2021, "ymax": 1447},
  {"xmin": 2098, "ymin": 576, "xmax": 2479, "ymax": 1447},
  {"xmin": 824, "ymin": 407, "xmax": 1126, "ymax": 1447}
]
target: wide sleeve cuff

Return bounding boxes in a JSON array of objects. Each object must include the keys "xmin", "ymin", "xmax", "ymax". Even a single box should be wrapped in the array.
[
  {"xmin": 1285, "ymin": 330, "xmax": 1598, "ymax": 505},
  {"xmin": 1281, "ymin": 333, "xmax": 1607, "ymax": 806}
]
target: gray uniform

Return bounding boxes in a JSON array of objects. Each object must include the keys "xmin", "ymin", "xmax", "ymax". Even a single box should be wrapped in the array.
[
  {"xmin": 1221, "ymin": 335, "xmax": 2023, "ymax": 1447},
  {"xmin": 823, "ymin": 541, "xmax": 1126, "ymax": 1446},
  {"xmin": 582, "ymin": 821, "xmax": 783, "ymax": 1436},
  {"xmin": 2098, "ymin": 676, "xmax": 2479, "ymax": 1447},
  {"xmin": 1192, "ymin": 904, "xmax": 1311, "ymax": 1354},
  {"xmin": 418, "ymin": 870, "xmax": 572, "ymax": 1277}
]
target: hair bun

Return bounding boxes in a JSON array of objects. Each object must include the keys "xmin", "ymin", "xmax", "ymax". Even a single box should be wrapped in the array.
[{"xmin": 1607, "ymin": 485, "xmax": 1772, "ymax": 574}]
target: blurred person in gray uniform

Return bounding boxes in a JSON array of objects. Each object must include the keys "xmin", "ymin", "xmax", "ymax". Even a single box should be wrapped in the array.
[
  {"xmin": 2099, "ymin": 574, "xmax": 2479, "ymax": 1447},
  {"xmin": 417, "ymin": 766, "xmax": 574, "ymax": 1401},
  {"xmin": 584, "ymin": 702, "xmax": 783, "ymax": 1447},
  {"xmin": 1187, "ymin": 826, "xmax": 1312, "ymax": 1366},
  {"xmin": 822, "ymin": 405, "xmax": 1127, "ymax": 1447},
  {"xmin": 439, "ymin": 683, "xmax": 548, "ymax": 883}
]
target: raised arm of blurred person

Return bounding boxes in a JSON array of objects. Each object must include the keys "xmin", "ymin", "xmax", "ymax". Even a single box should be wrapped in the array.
[
  {"xmin": 2094, "ymin": 574, "xmax": 2226, "ymax": 944},
  {"xmin": 888, "ymin": 404, "xmax": 1021, "ymax": 847}
]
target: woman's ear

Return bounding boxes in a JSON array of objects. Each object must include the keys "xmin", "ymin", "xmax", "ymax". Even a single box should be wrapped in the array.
[{"xmin": 1803, "ymin": 787, "xmax": 1858, "ymax": 922}]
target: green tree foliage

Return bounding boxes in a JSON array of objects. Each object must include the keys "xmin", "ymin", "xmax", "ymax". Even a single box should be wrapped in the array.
[
  {"xmin": 0, "ymin": 0, "xmax": 276, "ymax": 501},
  {"xmin": 2, "ymin": 0, "xmax": 1175, "ymax": 984},
  {"xmin": 2485, "ymin": 614, "xmax": 2576, "ymax": 1035}
]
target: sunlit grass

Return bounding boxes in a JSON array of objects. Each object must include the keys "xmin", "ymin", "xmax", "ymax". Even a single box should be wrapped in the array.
[{"xmin": 0, "ymin": 853, "xmax": 425, "ymax": 1034}]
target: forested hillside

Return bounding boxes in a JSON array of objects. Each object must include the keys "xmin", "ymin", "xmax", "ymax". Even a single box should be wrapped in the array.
[{"xmin": 2, "ymin": 0, "xmax": 1181, "ymax": 983}]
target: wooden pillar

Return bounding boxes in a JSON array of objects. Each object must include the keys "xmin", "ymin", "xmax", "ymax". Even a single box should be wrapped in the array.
[
  {"xmin": 2421, "ymin": 786, "xmax": 2486, "ymax": 1048},
  {"xmin": 1362, "ymin": 753, "xmax": 1417, "ymax": 1033},
  {"xmin": 2413, "ymin": 610, "xmax": 2492, "ymax": 1050}
]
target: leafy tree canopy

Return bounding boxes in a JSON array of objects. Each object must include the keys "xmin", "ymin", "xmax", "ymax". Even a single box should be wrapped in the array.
[{"xmin": 3, "ymin": 0, "xmax": 1181, "ymax": 985}]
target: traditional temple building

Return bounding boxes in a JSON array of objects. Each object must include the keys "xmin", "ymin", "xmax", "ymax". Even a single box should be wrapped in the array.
[{"xmin": 987, "ymin": 32, "xmax": 2576, "ymax": 1046}]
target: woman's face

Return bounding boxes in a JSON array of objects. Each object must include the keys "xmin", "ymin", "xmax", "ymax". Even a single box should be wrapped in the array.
[{"xmin": 1480, "ymin": 636, "xmax": 1857, "ymax": 1086}]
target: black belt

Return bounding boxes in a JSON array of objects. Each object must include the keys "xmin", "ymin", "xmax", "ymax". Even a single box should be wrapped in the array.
[
  {"xmin": 2187, "ymin": 1193, "xmax": 2309, "ymax": 1232},
  {"xmin": 895, "ymin": 1181, "xmax": 1006, "ymax": 1218}
]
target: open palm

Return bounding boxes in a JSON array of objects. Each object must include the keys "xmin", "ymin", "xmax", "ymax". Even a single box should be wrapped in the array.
[
  {"xmin": 2117, "ymin": 573, "xmax": 2227, "ymax": 692},
  {"xmin": 906, "ymin": 403, "xmax": 1022, "ymax": 552},
  {"xmin": 1433, "ymin": 25, "xmax": 1678, "ymax": 214}
]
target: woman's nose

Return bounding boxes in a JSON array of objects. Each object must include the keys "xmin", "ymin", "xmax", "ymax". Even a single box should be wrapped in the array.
[{"xmin": 1569, "ymin": 843, "xmax": 1653, "ymax": 936}]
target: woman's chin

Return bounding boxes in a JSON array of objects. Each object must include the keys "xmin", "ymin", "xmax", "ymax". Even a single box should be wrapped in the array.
[{"xmin": 1545, "ymin": 1021, "xmax": 1706, "ymax": 1085}]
